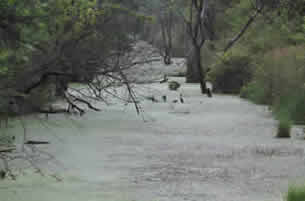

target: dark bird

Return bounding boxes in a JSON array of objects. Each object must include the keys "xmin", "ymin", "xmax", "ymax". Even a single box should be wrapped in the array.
[
  {"xmin": 0, "ymin": 170, "xmax": 6, "ymax": 179},
  {"xmin": 146, "ymin": 96, "xmax": 158, "ymax": 103},
  {"xmin": 207, "ymin": 88, "xmax": 212, "ymax": 98},
  {"xmin": 159, "ymin": 75, "xmax": 168, "ymax": 83},
  {"xmin": 180, "ymin": 94, "xmax": 184, "ymax": 103},
  {"xmin": 162, "ymin": 95, "xmax": 167, "ymax": 102},
  {"xmin": 25, "ymin": 140, "xmax": 50, "ymax": 145}
]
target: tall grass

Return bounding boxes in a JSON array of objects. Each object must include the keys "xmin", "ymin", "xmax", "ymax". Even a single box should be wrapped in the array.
[
  {"xmin": 286, "ymin": 185, "xmax": 305, "ymax": 201},
  {"xmin": 273, "ymin": 93, "xmax": 305, "ymax": 125},
  {"xmin": 276, "ymin": 118, "xmax": 292, "ymax": 138},
  {"xmin": 241, "ymin": 46, "xmax": 305, "ymax": 126}
]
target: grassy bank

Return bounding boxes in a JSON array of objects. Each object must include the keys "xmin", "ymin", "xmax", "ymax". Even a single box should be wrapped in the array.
[
  {"xmin": 240, "ymin": 46, "xmax": 305, "ymax": 136},
  {"xmin": 285, "ymin": 184, "xmax": 305, "ymax": 201}
]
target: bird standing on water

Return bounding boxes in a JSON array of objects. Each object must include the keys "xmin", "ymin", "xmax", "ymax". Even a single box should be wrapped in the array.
[{"xmin": 180, "ymin": 93, "xmax": 184, "ymax": 103}]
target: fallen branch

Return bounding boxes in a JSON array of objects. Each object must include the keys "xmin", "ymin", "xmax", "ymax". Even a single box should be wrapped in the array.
[
  {"xmin": 118, "ymin": 71, "xmax": 141, "ymax": 114},
  {"xmin": 0, "ymin": 146, "xmax": 16, "ymax": 153},
  {"xmin": 64, "ymin": 94, "xmax": 85, "ymax": 115},
  {"xmin": 38, "ymin": 108, "xmax": 68, "ymax": 114},
  {"xmin": 24, "ymin": 72, "xmax": 73, "ymax": 94},
  {"xmin": 25, "ymin": 140, "xmax": 50, "ymax": 145},
  {"xmin": 68, "ymin": 93, "xmax": 101, "ymax": 112}
]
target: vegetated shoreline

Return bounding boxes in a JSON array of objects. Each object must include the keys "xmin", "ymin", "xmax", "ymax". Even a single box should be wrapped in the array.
[{"xmin": 0, "ymin": 78, "xmax": 305, "ymax": 201}]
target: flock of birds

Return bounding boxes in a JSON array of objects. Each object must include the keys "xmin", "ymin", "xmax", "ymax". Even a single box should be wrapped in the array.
[{"xmin": 145, "ymin": 93, "xmax": 184, "ymax": 104}]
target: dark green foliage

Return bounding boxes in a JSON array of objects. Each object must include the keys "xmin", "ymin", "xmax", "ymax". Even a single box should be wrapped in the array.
[
  {"xmin": 240, "ymin": 81, "xmax": 268, "ymax": 104},
  {"xmin": 292, "ymin": 95, "xmax": 305, "ymax": 124},
  {"xmin": 241, "ymin": 46, "xmax": 305, "ymax": 124},
  {"xmin": 0, "ymin": 0, "xmax": 148, "ymax": 118},
  {"xmin": 0, "ymin": 0, "xmax": 303, "ymax": 120},
  {"xmin": 0, "ymin": 134, "xmax": 15, "ymax": 145},
  {"xmin": 273, "ymin": 93, "xmax": 305, "ymax": 125},
  {"xmin": 208, "ymin": 52, "xmax": 253, "ymax": 94},
  {"xmin": 276, "ymin": 118, "xmax": 292, "ymax": 138},
  {"xmin": 286, "ymin": 185, "xmax": 305, "ymax": 201},
  {"xmin": 222, "ymin": 0, "xmax": 305, "ymax": 127}
]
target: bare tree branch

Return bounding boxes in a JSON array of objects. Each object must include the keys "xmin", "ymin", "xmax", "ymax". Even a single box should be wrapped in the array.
[{"xmin": 224, "ymin": 6, "xmax": 263, "ymax": 52}]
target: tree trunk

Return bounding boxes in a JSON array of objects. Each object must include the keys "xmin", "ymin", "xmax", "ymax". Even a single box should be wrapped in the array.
[
  {"xmin": 195, "ymin": 46, "xmax": 206, "ymax": 94},
  {"xmin": 163, "ymin": 47, "xmax": 172, "ymax": 65},
  {"xmin": 186, "ymin": 49, "xmax": 201, "ymax": 83},
  {"xmin": 55, "ymin": 77, "xmax": 68, "ymax": 97},
  {"xmin": 160, "ymin": 19, "xmax": 172, "ymax": 65},
  {"xmin": 186, "ymin": 47, "xmax": 206, "ymax": 93}
]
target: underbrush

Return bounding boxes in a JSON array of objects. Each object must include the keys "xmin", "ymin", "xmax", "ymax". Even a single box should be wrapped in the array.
[
  {"xmin": 285, "ymin": 184, "xmax": 305, "ymax": 201},
  {"xmin": 273, "ymin": 93, "xmax": 305, "ymax": 125},
  {"xmin": 240, "ymin": 46, "xmax": 305, "ymax": 128},
  {"xmin": 240, "ymin": 81, "xmax": 268, "ymax": 104},
  {"xmin": 208, "ymin": 49, "xmax": 253, "ymax": 94},
  {"xmin": 276, "ymin": 117, "xmax": 292, "ymax": 138}
]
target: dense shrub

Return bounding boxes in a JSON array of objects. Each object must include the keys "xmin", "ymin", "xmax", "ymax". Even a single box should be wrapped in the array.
[
  {"xmin": 276, "ymin": 118, "xmax": 292, "ymax": 138},
  {"xmin": 25, "ymin": 83, "xmax": 56, "ymax": 111},
  {"xmin": 273, "ymin": 93, "xmax": 305, "ymax": 124},
  {"xmin": 208, "ymin": 51, "xmax": 253, "ymax": 94},
  {"xmin": 286, "ymin": 185, "xmax": 305, "ymax": 201},
  {"xmin": 241, "ymin": 46, "xmax": 305, "ymax": 124},
  {"xmin": 240, "ymin": 81, "xmax": 268, "ymax": 104}
]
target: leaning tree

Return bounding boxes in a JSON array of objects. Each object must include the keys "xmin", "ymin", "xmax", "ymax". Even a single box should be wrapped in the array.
[
  {"xmin": 183, "ymin": 0, "xmax": 215, "ymax": 94},
  {"xmin": 180, "ymin": 0, "xmax": 287, "ymax": 94},
  {"xmin": 0, "ymin": 0, "xmax": 152, "ymax": 178}
]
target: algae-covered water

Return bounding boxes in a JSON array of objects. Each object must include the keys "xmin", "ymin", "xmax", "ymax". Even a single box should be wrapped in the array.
[{"xmin": 1, "ymin": 79, "xmax": 305, "ymax": 201}]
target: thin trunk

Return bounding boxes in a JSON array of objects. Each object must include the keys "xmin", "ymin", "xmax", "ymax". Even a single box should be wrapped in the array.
[
  {"xmin": 186, "ymin": 49, "xmax": 200, "ymax": 83},
  {"xmin": 194, "ymin": 46, "xmax": 206, "ymax": 94},
  {"xmin": 160, "ymin": 14, "xmax": 172, "ymax": 65},
  {"xmin": 167, "ymin": 8, "xmax": 173, "ymax": 62}
]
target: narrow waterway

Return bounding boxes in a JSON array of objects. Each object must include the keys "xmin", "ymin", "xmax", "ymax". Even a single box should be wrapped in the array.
[{"xmin": 1, "ymin": 81, "xmax": 305, "ymax": 201}]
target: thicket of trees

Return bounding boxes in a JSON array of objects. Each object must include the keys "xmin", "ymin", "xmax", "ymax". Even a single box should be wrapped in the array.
[
  {"xmin": 139, "ymin": 0, "xmax": 305, "ymax": 127},
  {"xmin": 0, "ymin": 0, "xmax": 304, "ymax": 181},
  {"xmin": 0, "ymin": 0, "xmax": 150, "ymax": 176},
  {"xmin": 0, "ymin": 0, "xmax": 304, "ymax": 179},
  {"xmin": 0, "ymin": 0, "xmax": 148, "ymax": 123},
  {"xmin": 0, "ymin": 0, "xmax": 304, "ymax": 127},
  {"xmin": 208, "ymin": 0, "xmax": 305, "ymax": 126}
]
